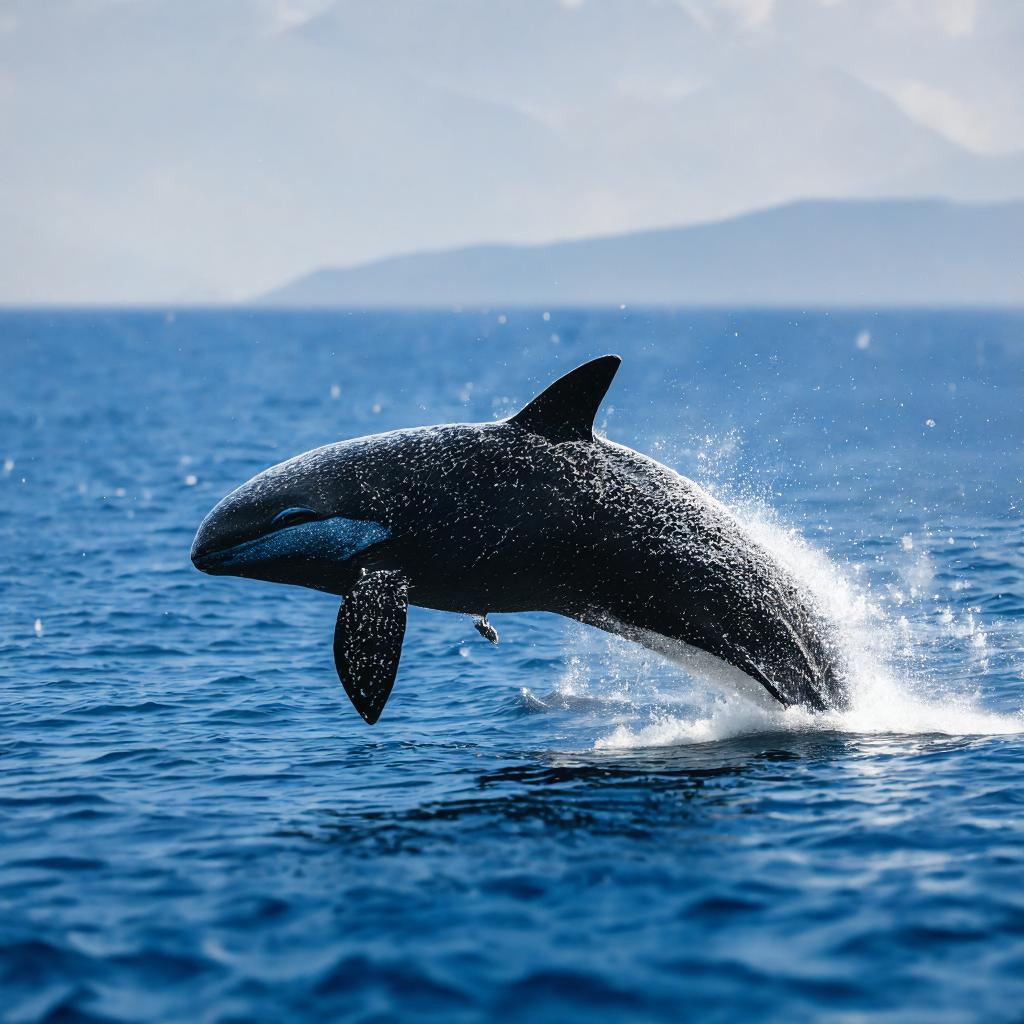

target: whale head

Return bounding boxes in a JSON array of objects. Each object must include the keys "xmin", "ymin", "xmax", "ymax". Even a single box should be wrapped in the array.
[{"xmin": 190, "ymin": 443, "xmax": 391, "ymax": 595}]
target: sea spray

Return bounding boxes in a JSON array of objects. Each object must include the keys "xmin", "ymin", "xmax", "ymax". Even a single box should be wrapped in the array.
[{"xmin": 549, "ymin": 449, "xmax": 1024, "ymax": 749}]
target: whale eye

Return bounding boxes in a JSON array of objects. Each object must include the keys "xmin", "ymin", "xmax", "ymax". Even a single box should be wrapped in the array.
[{"xmin": 271, "ymin": 506, "xmax": 319, "ymax": 530}]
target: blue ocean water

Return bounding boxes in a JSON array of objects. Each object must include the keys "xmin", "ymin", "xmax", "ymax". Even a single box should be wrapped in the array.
[{"xmin": 1, "ymin": 308, "xmax": 1022, "ymax": 1023}]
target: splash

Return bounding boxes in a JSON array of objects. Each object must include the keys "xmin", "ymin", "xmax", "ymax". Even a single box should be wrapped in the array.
[
  {"xmin": 562, "ymin": 470, "xmax": 1024, "ymax": 751},
  {"xmin": 593, "ymin": 684, "xmax": 1023, "ymax": 751}
]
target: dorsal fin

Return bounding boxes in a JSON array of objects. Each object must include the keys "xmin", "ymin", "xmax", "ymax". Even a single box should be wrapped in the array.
[{"xmin": 508, "ymin": 355, "xmax": 621, "ymax": 443}]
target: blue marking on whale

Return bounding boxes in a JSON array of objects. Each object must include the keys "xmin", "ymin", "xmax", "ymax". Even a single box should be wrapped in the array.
[{"xmin": 196, "ymin": 516, "xmax": 390, "ymax": 573}]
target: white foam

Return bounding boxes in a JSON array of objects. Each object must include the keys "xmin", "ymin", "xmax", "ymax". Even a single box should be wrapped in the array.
[{"xmin": 594, "ymin": 686, "xmax": 1022, "ymax": 751}]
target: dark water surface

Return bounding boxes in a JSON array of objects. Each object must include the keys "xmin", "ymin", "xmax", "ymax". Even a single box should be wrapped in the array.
[{"xmin": 1, "ymin": 309, "xmax": 1022, "ymax": 1022}]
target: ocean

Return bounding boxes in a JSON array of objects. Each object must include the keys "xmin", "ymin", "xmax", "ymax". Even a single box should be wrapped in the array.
[{"xmin": 1, "ymin": 308, "xmax": 1022, "ymax": 1022}]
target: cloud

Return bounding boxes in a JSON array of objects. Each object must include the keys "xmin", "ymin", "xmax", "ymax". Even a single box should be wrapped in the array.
[
  {"xmin": 881, "ymin": 78, "xmax": 995, "ymax": 152},
  {"xmin": 717, "ymin": 0, "xmax": 775, "ymax": 31},
  {"xmin": 675, "ymin": 1, "xmax": 714, "ymax": 31},
  {"xmin": 269, "ymin": 0, "xmax": 335, "ymax": 32},
  {"xmin": 876, "ymin": 0, "xmax": 978, "ymax": 39},
  {"xmin": 935, "ymin": 0, "xmax": 977, "ymax": 37},
  {"xmin": 677, "ymin": 0, "xmax": 775, "ymax": 31}
]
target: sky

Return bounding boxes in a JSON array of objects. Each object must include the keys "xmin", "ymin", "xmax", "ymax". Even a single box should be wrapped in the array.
[{"xmin": 1, "ymin": 0, "xmax": 1023, "ymax": 304}]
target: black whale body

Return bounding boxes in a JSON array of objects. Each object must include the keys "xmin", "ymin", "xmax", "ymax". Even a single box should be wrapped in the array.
[{"xmin": 192, "ymin": 356, "xmax": 847, "ymax": 723}]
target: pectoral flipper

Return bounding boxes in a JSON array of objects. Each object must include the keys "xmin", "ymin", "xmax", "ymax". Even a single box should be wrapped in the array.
[{"xmin": 333, "ymin": 570, "xmax": 408, "ymax": 724}]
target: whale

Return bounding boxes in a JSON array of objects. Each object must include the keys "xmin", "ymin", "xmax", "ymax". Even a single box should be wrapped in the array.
[{"xmin": 191, "ymin": 355, "xmax": 847, "ymax": 723}]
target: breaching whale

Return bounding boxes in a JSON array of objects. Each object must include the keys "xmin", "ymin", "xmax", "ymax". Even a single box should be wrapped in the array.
[{"xmin": 191, "ymin": 356, "xmax": 847, "ymax": 723}]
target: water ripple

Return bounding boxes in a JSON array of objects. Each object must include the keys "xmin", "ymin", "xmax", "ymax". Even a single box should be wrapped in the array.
[{"xmin": 3, "ymin": 309, "xmax": 1024, "ymax": 1022}]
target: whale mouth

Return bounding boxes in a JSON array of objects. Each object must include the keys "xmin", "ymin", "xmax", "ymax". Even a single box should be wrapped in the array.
[
  {"xmin": 191, "ymin": 546, "xmax": 232, "ymax": 574},
  {"xmin": 192, "ymin": 548, "xmax": 225, "ymax": 573},
  {"xmin": 190, "ymin": 525, "xmax": 264, "ymax": 573},
  {"xmin": 190, "ymin": 530, "xmax": 287, "ymax": 574}
]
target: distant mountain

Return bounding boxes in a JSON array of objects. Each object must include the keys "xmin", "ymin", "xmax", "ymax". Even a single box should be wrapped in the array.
[{"xmin": 259, "ymin": 199, "xmax": 1024, "ymax": 308}]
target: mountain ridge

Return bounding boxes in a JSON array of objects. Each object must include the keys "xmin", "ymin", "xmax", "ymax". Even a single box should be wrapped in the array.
[{"xmin": 259, "ymin": 198, "xmax": 1024, "ymax": 308}]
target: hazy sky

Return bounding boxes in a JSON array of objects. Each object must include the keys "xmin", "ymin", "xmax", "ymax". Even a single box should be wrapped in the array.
[{"xmin": 2, "ymin": 0, "xmax": 1022, "ymax": 303}]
